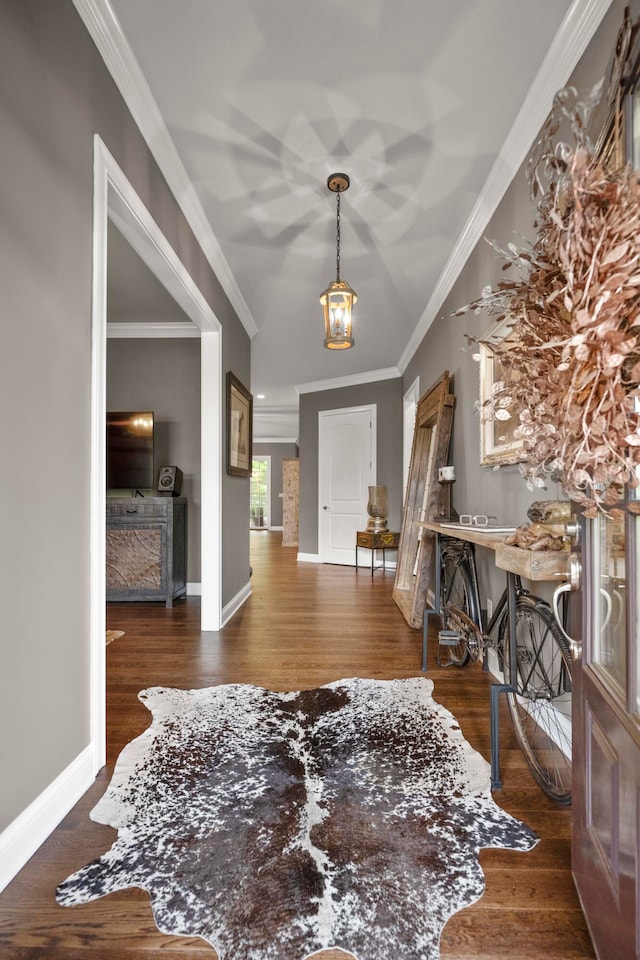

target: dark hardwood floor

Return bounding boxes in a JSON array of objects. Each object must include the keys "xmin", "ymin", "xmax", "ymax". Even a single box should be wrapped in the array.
[{"xmin": 0, "ymin": 531, "xmax": 595, "ymax": 959}]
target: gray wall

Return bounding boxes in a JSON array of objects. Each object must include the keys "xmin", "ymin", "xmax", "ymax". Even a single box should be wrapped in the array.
[
  {"xmin": 299, "ymin": 379, "xmax": 403, "ymax": 555},
  {"xmin": 253, "ymin": 442, "xmax": 299, "ymax": 527},
  {"xmin": 402, "ymin": 0, "xmax": 625, "ymax": 605},
  {"xmin": 0, "ymin": 0, "xmax": 250, "ymax": 833},
  {"xmin": 107, "ymin": 339, "xmax": 202, "ymax": 580},
  {"xmin": 0, "ymin": 0, "xmax": 627, "ymax": 846}
]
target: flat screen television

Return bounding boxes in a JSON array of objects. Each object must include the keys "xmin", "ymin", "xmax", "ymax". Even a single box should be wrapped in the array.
[{"xmin": 106, "ymin": 411, "xmax": 154, "ymax": 491}]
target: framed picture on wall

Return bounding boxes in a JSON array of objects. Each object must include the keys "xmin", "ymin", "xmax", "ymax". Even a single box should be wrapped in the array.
[
  {"xmin": 226, "ymin": 372, "xmax": 253, "ymax": 477},
  {"xmin": 479, "ymin": 317, "xmax": 525, "ymax": 467}
]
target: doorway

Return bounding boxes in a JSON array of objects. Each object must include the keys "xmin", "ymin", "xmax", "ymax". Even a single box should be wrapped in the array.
[
  {"xmin": 403, "ymin": 376, "xmax": 419, "ymax": 505},
  {"xmin": 251, "ymin": 456, "xmax": 271, "ymax": 528},
  {"xmin": 91, "ymin": 135, "xmax": 222, "ymax": 773}
]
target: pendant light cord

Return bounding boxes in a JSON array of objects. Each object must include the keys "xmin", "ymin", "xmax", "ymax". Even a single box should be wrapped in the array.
[{"xmin": 335, "ymin": 191, "xmax": 341, "ymax": 282}]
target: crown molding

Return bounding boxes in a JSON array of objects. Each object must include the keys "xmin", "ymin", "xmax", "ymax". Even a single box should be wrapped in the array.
[
  {"xmin": 295, "ymin": 366, "xmax": 401, "ymax": 395},
  {"xmin": 254, "ymin": 437, "xmax": 299, "ymax": 444},
  {"xmin": 254, "ymin": 405, "xmax": 299, "ymax": 415},
  {"xmin": 107, "ymin": 321, "xmax": 200, "ymax": 338},
  {"xmin": 398, "ymin": 0, "xmax": 614, "ymax": 372},
  {"xmin": 72, "ymin": 0, "xmax": 258, "ymax": 339},
  {"xmin": 73, "ymin": 0, "xmax": 612, "ymax": 373}
]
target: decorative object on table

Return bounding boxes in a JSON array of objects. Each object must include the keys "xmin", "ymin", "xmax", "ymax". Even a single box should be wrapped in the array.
[
  {"xmin": 56, "ymin": 677, "xmax": 537, "ymax": 960},
  {"xmin": 394, "ymin": 372, "xmax": 456, "ymax": 629},
  {"xmin": 320, "ymin": 173, "xmax": 357, "ymax": 350},
  {"xmin": 157, "ymin": 465, "xmax": 183, "ymax": 496},
  {"xmin": 436, "ymin": 465, "xmax": 459, "ymax": 522},
  {"xmin": 503, "ymin": 499, "xmax": 572, "ymax": 552},
  {"xmin": 527, "ymin": 500, "xmax": 572, "ymax": 524},
  {"xmin": 455, "ymin": 80, "xmax": 640, "ymax": 516},
  {"xmin": 503, "ymin": 524, "xmax": 567, "ymax": 552},
  {"xmin": 226, "ymin": 372, "xmax": 253, "ymax": 478},
  {"xmin": 366, "ymin": 484, "xmax": 388, "ymax": 532}
]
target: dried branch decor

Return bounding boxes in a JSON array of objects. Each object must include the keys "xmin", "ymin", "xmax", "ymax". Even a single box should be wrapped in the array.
[{"xmin": 458, "ymin": 86, "xmax": 640, "ymax": 515}]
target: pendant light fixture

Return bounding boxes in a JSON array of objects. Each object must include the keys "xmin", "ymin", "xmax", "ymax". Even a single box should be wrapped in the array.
[{"xmin": 320, "ymin": 173, "xmax": 357, "ymax": 349}]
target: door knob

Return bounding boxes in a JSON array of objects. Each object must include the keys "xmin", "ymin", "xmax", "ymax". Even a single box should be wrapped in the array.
[
  {"xmin": 552, "ymin": 553, "xmax": 583, "ymax": 662},
  {"xmin": 322, "ymin": 505, "xmax": 329, "ymax": 511},
  {"xmin": 568, "ymin": 552, "xmax": 581, "ymax": 591},
  {"xmin": 564, "ymin": 517, "xmax": 581, "ymax": 544}
]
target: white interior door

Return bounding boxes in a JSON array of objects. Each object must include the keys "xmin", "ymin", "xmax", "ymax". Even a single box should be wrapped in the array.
[{"xmin": 318, "ymin": 405, "xmax": 375, "ymax": 565}]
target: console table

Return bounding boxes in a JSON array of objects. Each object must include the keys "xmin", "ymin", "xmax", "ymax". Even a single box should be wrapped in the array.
[
  {"xmin": 106, "ymin": 497, "xmax": 187, "ymax": 606},
  {"xmin": 419, "ymin": 520, "xmax": 569, "ymax": 791},
  {"xmin": 355, "ymin": 530, "xmax": 400, "ymax": 575}
]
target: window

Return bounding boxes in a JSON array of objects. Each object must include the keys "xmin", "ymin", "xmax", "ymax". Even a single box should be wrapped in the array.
[{"xmin": 250, "ymin": 456, "xmax": 270, "ymax": 528}]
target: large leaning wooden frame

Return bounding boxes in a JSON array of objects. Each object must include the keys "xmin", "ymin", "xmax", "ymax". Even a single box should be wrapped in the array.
[{"xmin": 393, "ymin": 372, "xmax": 455, "ymax": 629}]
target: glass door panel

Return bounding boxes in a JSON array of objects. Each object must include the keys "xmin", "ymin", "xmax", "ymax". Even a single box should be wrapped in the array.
[{"xmin": 592, "ymin": 513, "xmax": 626, "ymax": 697}]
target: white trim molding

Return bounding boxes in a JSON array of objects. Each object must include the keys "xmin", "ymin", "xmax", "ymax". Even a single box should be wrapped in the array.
[
  {"xmin": 403, "ymin": 376, "xmax": 420, "ymax": 503},
  {"xmin": 200, "ymin": 330, "xmax": 223, "ymax": 631},
  {"xmin": 398, "ymin": 0, "xmax": 615, "ymax": 372},
  {"xmin": 92, "ymin": 136, "xmax": 224, "ymax": 789},
  {"xmin": 0, "ymin": 746, "xmax": 94, "ymax": 894},
  {"xmin": 254, "ymin": 437, "xmax": 299, "ymax": 444},
  {"xmin": 296, "ymin": 366, "xmax": 400, "ymax": 395},
  {"xmin": 107, "ymin": 321, "xmax": 200, "ymax": 338},
  {"xmin": 72, "ymin": 0, "xmax": 257, "ymax": 339},
  {"xmin": 297, "ymin": 553, "xmax": 321, "ymax": 563},
  {"xmin": 74, "ymin": 0, "xmax": 609, "ymax": 378},
  {"xmin": 221, "ymin": 581, "xmax": 252, "ymax": 626}
]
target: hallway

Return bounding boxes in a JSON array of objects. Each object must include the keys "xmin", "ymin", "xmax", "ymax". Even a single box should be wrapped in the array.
[{"xmin": 0, "ymin": 531, "xmax": 594, "ymax": 959}]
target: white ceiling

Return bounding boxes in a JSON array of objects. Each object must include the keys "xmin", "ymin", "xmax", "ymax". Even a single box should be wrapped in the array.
[{"xmin": 84, "ymin": 0, "xmax": 612, "ymax": 439}]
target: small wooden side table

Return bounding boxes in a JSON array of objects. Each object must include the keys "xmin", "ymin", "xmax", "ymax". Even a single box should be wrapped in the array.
[{"xmin": 355, "ymin": 530, "xmax": 400, "ymax": 576}]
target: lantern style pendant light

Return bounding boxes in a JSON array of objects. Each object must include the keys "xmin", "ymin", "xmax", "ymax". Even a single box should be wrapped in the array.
[{"xmin": 320, "ymin": 173, "xmax": 357, "ymax": 349}]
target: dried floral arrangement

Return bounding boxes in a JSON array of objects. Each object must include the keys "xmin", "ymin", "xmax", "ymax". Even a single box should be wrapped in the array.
[{"xmin": 457, "ymin": 84, "xmax": 640, "ymax": 516}]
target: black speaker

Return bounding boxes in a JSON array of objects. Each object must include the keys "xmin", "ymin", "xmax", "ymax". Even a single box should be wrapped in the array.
[{"xmin": 157, "ymin": 465, "xmax": 183, "ymax": 496}]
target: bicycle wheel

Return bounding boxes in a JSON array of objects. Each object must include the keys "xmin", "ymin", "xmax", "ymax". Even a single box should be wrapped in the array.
[
  {"xmin": 439, "ymin": 548, "xmax": 481, "ymax": 666},
  {"xmin": 500, "ymin": 595, "xmax": 573, "ymax": 804}
]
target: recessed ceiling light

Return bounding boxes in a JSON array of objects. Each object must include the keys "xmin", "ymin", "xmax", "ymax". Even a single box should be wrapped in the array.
[{"xmin": 256, "ymin": 394, "xmax": 265, "ymax": 399}]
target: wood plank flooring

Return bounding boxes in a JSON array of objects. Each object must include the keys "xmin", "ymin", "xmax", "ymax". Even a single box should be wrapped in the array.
[{"xmin": 0, "ymin": 530, "xmax": 595, "ymax": 959}]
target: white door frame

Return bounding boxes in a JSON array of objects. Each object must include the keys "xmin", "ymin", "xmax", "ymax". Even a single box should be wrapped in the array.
[
  {"xmin": 91, "ymin": 135, "xmax": 222, "ymax": 773},
  {"xmin": 403, "ymin": 376, "xmax": 419, "ymax": 505},
  {"xmin": 318, "ymin": 404, "xmax": 376, "ymax": 564}
]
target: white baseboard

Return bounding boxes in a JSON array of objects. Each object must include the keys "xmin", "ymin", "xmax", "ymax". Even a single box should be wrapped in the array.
[
  {"xmin": 297, "ymin": 552, "xmax": 321, "ymax": 563},
  {"xmin": 187, "ymin": 581, "xmax": 201, "ymax": 595},
  {"xmin": 269, "ymin": 525, "xmax": 283, "ymax": 531},
  {"xmin": 0, "ymin": 744, "xmax": 96, "ymax": 894},
  {"xmin": 221, "ymin": 581, "xmax": 252, "ymax": 626}
]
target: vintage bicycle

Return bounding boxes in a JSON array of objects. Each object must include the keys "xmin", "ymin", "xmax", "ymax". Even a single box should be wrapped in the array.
[{"xmin": 437, "ymin": 516, "xmax": 573, "ymax": 804}]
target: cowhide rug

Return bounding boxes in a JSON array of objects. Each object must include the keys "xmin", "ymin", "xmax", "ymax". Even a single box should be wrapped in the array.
[{"xmin": 57, "ymin": 677, "xmax": 537, "ymax": 959}]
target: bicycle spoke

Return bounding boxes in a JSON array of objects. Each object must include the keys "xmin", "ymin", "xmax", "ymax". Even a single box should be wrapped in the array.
[
  {"xmin": 503, "ymin": 599, "xmax": 572, "ymax": 804},
  {"xmin": 516, "ymin": 612, "xmax": 567, "ymax": 698},
  {"xmin": 439, "ymin": 544, "xmax": 481, "ymax": 667}
]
